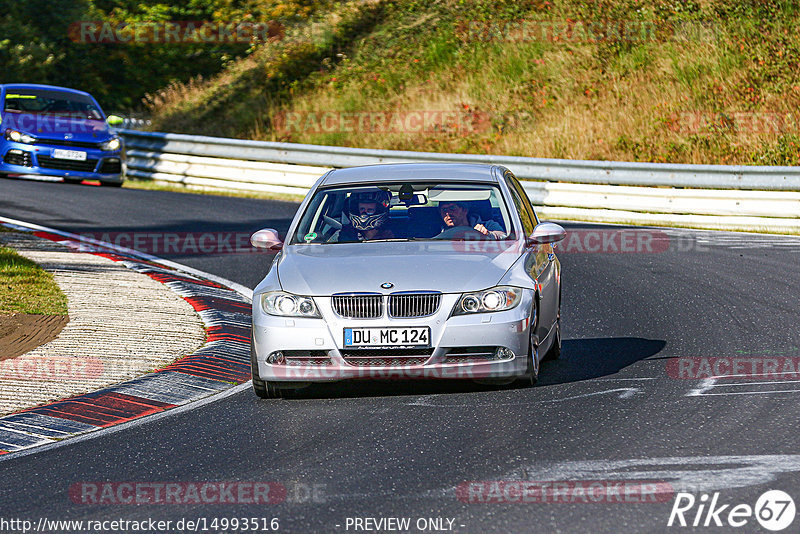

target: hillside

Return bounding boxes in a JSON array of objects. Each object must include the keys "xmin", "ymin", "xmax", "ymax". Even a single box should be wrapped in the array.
[{"xmin": 145, "ymin": 0, "xmax": 800, "ymax": 165}]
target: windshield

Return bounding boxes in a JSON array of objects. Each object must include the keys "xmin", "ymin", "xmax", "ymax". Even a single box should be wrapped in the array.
[
  {"xmin": 290, "ymin": 182, "xmax": 515, "ymax": 244},
  {"xmin": 3, "ymin": 89, "xmax": 103, "ymax": 119}
]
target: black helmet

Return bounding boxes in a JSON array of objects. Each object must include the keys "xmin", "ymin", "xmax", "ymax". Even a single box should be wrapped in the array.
[{"xmin": 348, "ymin": 190, "xmax": 390, "ymax": 231}]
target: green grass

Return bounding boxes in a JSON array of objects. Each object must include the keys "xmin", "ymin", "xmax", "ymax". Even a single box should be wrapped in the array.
[{"xmin": 0, "ymin": 246, "xmax": 68, "ymax": 315}]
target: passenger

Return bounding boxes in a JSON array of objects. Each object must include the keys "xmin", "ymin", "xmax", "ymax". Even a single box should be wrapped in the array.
[
  {"xmin": 333, "ymin": 190, "xmax": 395, "ymax": 242},
  {"xmin": 438, "ymin": 201, "xmax": 505, "ymax": 240}
]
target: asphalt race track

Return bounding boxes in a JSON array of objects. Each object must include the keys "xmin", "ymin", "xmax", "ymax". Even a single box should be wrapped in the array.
[{"xmin": 2, "ymin": 177, "xmax": 800, "ymax": 533}]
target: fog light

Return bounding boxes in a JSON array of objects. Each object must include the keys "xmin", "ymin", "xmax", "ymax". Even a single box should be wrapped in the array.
[
  {"xmin": 8, "ymin": 149, "xmax": 23, "ymax": 155},
  {"xmin": 267, "ymin": 351, "xmax": 285, "ymax": 364},
  {"xmin": 494, "ymin": 347, "xmax": 515, "ymax": 360}
]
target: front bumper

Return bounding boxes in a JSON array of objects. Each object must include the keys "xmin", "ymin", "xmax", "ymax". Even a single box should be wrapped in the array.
[
  {"xmin": 1, "ymin": 140, "xmax": 123, "ymax": 183},
  {"xmin": 252, "ymin": 291, "xmax": 534, "ymax": 382}
]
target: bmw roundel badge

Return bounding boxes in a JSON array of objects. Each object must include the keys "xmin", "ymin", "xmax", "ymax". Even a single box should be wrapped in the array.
[{"xmin": 381, "ymin": 282, "xmax": 394, "ymax": 289}]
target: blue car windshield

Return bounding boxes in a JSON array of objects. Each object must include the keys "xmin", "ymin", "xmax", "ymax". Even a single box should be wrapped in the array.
[
  {"xmin": 291, "ymin": 182, "xmax": 516, "ymax": 244},
  {"xmin": 3, "ymin": 89, "xmax": 103, "ymax": 120}
]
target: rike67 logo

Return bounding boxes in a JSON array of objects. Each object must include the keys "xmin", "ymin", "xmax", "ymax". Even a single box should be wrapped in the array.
[{"xmin": 668, "ymin": 490, "xmax": 796, "ymax": 531}]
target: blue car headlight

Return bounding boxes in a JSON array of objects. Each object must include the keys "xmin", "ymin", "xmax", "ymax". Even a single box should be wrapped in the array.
[
  {"xmin": 100, "ymin": 137, "xmax": 121, "ymax": 151},
  {"xmin": 5, "ymin": 129, "xmax": 35, "ymax": 144},
  {"xmin": 452, "ymin": 286, "xmax": 522, "ymax": 315},
  {"xmin": 261, "ymin": 291, "xmax": 321, "ymax": 318}
]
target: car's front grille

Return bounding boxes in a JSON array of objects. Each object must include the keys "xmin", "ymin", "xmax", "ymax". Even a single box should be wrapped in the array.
[
  {"xmin": 341, "ymin": 348, "xmax": 434, "ymax": 366},
  {"xmin": 3, "ymin": 149, "xmax": 32, "ymax": 167},
  {"xmin": 99, "ymin": 158, "xmax": 122, "ymax": 174},
  {"xmin": 332, "ymin": 294, "xmax": 383, "ymax": 319},
  {"xmin": 34, "ymin": 138, "xmax": 103, "ymax": 149},
  {"xmin": 388, "ymin": 292, "xmax": 441, "ymax": 318},
  {"xmin": 283, "ymin": 350, "xmax": 331, "ymax": 366},
  {"xmin": 332, "ymin": 293, "xmax": 442, "ymax": 319},
  {"xmin": 37, "ymin": 156, "xmax": 98, "ymax": 172}
]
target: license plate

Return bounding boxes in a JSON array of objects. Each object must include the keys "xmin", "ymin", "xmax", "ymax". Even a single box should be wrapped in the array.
[
  {"xmin": 344, "ymin": 327, "xmax": 430, "ymax": 348},
  {"xmin": 52, "ymin": 149, "xmax": 87, "ymax": 161}
]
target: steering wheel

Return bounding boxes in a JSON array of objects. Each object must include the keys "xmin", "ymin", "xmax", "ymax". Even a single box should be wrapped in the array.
[{"xmin": 432, "ymin": 225, "xmax": 489, "ymax": 240}]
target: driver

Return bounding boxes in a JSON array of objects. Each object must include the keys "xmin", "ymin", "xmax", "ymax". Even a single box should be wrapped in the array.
[
  {"xmin": 438, "ymin": 201, "xmax": 505, "ymax": 240},
  {"xmin": 333, "ymin": 190, "xmax": 395, "ymax": 242}
]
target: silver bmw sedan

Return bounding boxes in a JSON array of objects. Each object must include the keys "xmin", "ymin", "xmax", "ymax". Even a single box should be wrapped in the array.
[{"xmin": 250, "ymin": 163, "xmax": 566, "ymax": 398}]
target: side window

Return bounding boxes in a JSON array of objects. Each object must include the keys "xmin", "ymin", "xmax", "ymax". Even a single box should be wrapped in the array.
[
  {"xmin": 506, "ymin": 171, "xmax": 539, "ymax": 225},
  {"xmin": 504, "ymin": 172, "xmax": 536, "ymax": 236}
]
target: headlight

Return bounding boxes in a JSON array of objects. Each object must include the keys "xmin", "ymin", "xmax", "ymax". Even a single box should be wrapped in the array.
[
  {"xmin": 452, "ymin": 286, "xmax": 522, "ymax": 315},
  {"xmin": 261, "ymin": 291, "xmax": 321, "ymax": 318},
  {"xmin": 100, "ymin": 137, "xmax": 121, "ymax": 151},
  {"xmin": 5, "ymin": 129, "xmax": 35, "ymax": 144}
]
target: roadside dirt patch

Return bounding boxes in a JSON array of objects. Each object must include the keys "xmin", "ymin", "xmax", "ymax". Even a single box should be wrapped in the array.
[{"xmin": 0, "ymin": 313, "xmax": 69, "ymax": 360}]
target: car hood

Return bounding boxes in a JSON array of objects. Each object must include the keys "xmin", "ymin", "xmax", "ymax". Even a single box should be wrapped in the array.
[
  {"xmin": 1, "ymin": 113, "xmax": 111, "ymax": 142},
  {"xmin": 277, "ymin": 241, "xmax": 521, "ymax": 295}
]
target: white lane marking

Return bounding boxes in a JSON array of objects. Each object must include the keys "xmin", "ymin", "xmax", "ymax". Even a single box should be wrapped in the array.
[
  {"xmin": 409, "ymin": 387, "xmax": 642, "ymax": 407},
  {"xmin": 506, "ymin": 455, "xmax": 800, "ymax": 493},
  {"xmin": 403, "ymin": 455, "xmax": 800, "ymax": 502},
  {"xmin": 697, "ymin": 390, "xmax": 800, "ymax": 396},
  {"xmin": 686, "ymin": 374, "xmax": 800, "ymax": 397},
  {"xmin": 685, "ymin": 377, "xmax": 718, "ymax": 396},
  {"xmin": 713, "ymin": 379, "xmax": 800, "ymax": 388},
  {"xmin": 594, "ymin": 377, "xmax": 657, "ymax": 381},
  {"xmin": 0, "ymin": 216, "xmax": 255, "ymax": 462}
]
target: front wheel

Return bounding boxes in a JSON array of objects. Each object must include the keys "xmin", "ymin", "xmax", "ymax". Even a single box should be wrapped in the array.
[
  {"xmin": 100, "ymin": 181, "xmax": 123, "ymax": 188},
  {"xmin": 63, "ymin": 178, "xmax": 83, "ymax": 185},
  {"xmin": 542, "ymin": 295, "xmax": 561, "ymax": 361},
  {"xmin": 519, "ymin": 306, "xmax": 540, "ymax": 386}
]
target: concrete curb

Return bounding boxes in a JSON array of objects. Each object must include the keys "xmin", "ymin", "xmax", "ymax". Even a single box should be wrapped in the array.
[
  {"xmin": 0, "ymin": 220, "xmax": 252, "ymax": 456},
  {"xmin": 0, "ymin": 232, "xmax": 206, "ymax": 413}
]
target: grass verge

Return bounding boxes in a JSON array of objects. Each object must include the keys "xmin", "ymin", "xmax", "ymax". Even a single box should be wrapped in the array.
[{"xmin": 0, "ymin": 245, "xmax": 69, "ymax": 315}]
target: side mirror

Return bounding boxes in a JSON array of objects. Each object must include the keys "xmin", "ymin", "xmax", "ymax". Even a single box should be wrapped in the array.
[
  {"xmin": 529, "ymin": 222, "xmax": 566, "ymax": 244},
  {"xmin": 106, "ymin": 115, "xmax": 124, "ymax": 126},
  {"xmin": 250, "ymin": 228, "xmax": 283, "ymax": 250}
]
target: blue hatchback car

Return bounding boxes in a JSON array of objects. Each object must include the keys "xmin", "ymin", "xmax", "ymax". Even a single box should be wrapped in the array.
[{"xmin": 0, "ymin": 83, "xmax": 123, "ymax": 186}]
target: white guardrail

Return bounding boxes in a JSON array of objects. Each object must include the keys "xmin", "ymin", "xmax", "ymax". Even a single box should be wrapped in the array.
[{"xmin": 120, "ymin": 129, "xmax": 800, "ymax": 233}]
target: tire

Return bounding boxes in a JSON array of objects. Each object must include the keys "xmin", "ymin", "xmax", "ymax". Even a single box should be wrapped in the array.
[
  {"xmin": 100, "ymin": 181, "xmax": 123, "ymax": 187},
  {"xmin": 542, "ymin": 291, "xmax": 561, "ymax": 361},
  {"xmin": 251, "ymin": 339, "xmax": 285, "ymax": 398},
  {"xmin": 519, "ymin": 305, "xmax": 540, "ymax": 387},
  {"xmin": 63, "ymin": 178, "xmax": 83, "ymax": 185}
]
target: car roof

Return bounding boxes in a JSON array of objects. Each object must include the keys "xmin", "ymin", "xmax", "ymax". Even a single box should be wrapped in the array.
[
  {"xmin": 320, "ymin": 163, "xmax": 499, "ymax": 186},
  {"xmin": 1, "ymin": 83, "xmax": 92, "ymax": 97}
]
